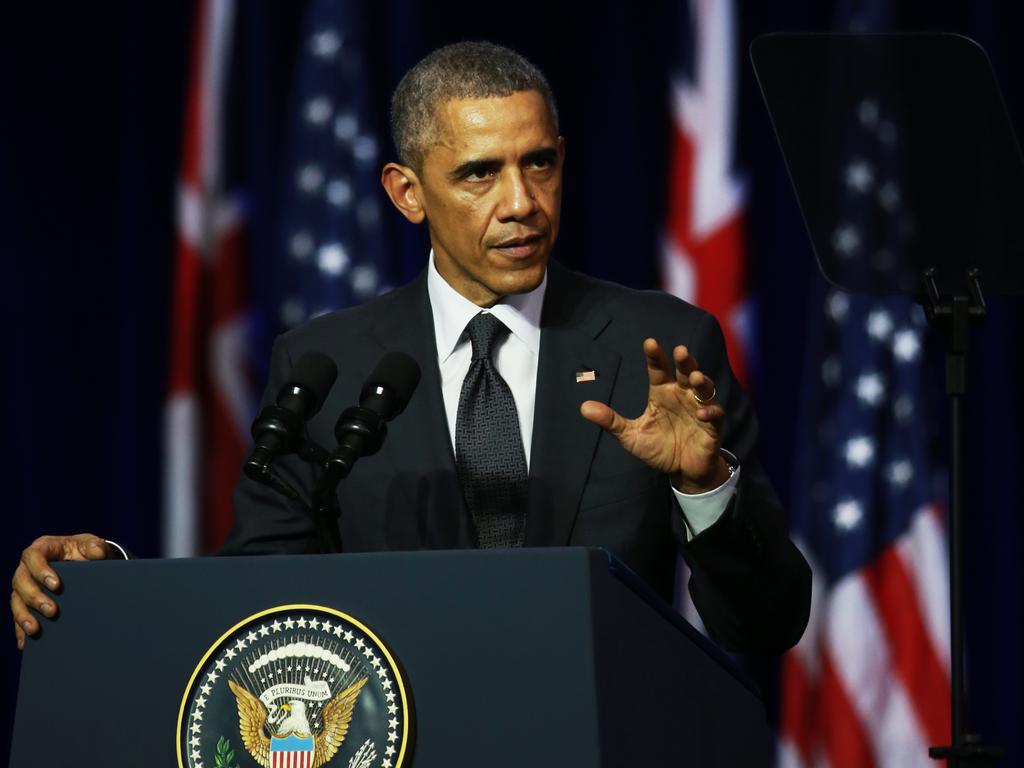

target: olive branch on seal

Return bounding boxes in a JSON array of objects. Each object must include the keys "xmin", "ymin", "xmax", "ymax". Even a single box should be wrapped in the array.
[{"xmin": 214, "ymin": 736, "xmax": 240, "ymax": 768}]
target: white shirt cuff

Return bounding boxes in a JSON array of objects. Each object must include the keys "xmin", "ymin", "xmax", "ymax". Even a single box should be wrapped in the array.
[
  {"xmin": 104, "ymin": 539, "xmax": 130, "ymax": 560},
  {"xmin": 670, "ymin": 450, "xmax": 740, "ymax": 541}
]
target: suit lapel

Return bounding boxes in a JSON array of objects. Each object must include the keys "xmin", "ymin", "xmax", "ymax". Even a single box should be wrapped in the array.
[
  {"xmin": 524, "ymin": 263, "xmax": 621, "ymax": 547},
  {"xmin": 363, "ymin": 263, "xmax": 620, "ymax": 549},
  {"xmin": 365, "ymin": 271, "xmax": 474, "ymax": 548}
]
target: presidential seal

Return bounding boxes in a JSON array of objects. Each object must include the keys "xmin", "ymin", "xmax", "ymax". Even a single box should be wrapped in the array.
[{"xmin": 177, "ymin": 604, "xmax": 412, "ymax": 768}]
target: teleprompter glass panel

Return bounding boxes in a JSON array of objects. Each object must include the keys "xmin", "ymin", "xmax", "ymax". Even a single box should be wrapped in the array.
[{"xmin": 751, "ymin": 33, "xmax": 1024, "ymax": 296}]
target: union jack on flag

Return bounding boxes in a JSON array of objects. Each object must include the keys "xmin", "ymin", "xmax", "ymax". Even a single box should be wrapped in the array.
[
  {"xmin": 663, "ymin": 0, "xmax": 750, "ymax": 629},
  {"xmin": 662, "ymin": 0, "xmax": 751, "ymax": 386},
  {"xmin": 164, "ymin": 0, "xmax": 253, "ymax": 556}
]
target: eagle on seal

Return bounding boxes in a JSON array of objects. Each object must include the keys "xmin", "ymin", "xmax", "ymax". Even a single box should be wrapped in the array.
[{"xmin": 228, "ymin": 677, "xmax": 368, "ymax": 767}]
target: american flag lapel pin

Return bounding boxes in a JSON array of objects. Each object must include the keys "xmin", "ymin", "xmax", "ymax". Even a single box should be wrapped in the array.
[{"xmin": 575, "ymin": 369, "xmax": 597, "ymax": 383}]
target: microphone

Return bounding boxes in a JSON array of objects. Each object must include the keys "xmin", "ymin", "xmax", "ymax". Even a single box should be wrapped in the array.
[
  {"xmin": 315, "ymin": 352, "xmax": 421, "ymax": 497},
  {"xmin": 243, "ymin": 351, "xmax": 338, "ymax": 490}
]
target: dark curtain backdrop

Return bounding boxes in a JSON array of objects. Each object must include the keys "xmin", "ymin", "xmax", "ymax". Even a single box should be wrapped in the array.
[{"xmin": 5, "ymin": 0, "xmax": 1023, "ymax": 760}]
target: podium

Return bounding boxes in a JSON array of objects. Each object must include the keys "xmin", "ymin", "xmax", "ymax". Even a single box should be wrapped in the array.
[{"xmin": 11, "ymin": 548, "xmax": 770, "ymax": 766}]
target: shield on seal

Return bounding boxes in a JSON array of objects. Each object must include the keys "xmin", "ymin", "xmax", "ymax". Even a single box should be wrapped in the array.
[{"xmin": 270, "ymin": 734, "xmax": 315, "ymax": 768}]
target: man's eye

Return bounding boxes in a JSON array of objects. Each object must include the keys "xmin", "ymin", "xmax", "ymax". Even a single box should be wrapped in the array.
[{"xmin": 462, "ymin": 167, "xmax": 496, "ymax": 181}]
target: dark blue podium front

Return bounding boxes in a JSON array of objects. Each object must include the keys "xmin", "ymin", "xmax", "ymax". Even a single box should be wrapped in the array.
[{"xmin": 12, "ymin": 547, "xmax": 770, "ymax": 766}]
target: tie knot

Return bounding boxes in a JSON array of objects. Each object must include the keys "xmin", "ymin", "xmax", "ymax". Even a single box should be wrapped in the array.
[{"xmin": 465, "ymin": 312, "xmax": 507, "ymax": 361}]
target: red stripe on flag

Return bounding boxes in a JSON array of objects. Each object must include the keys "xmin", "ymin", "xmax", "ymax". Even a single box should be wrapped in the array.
[
  {"xmin": 779, "ymin": 653, "xmax": 816, "ymax": 766},
  {"xmin": 666, "ymin": 122, "xmax": 696, "ymax": 245},
  {"xmin": 819, "ymin": 649, "xmax": 876, "ymax": 768},
  {"xmin": 178, "ymin": 0, "xmax": 207, "ymax": 188},
  {"xmin": 864, "ymin": 546, "xmax": 952, "ymax": 750},
  {"xmin": 210, "ymin": 222, "xmax": 246, "ymax": 325}
]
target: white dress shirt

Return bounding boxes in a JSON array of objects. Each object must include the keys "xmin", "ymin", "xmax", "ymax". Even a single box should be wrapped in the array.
[{"xmin": 426, "ymin": 253, "xmax": 739, "ymax": 538}]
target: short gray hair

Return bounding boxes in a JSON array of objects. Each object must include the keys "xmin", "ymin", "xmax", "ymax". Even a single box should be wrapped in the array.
[{"xmin": 390, "ymin": 41, "xmax": 559, "ymax": 171}]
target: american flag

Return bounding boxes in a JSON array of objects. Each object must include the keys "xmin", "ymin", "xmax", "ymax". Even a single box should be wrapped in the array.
[
  {"xmin": 662, "ymin": 0, "xmax": 751, "ymax": 385},
  {"xmin": 164, "ymin": 0, "xmax": 392, "ymax": 555},
  {"xmin": 776, "ymin": 77, "xmax": 952, "ymax": 768},
  {"xmin": 276, "ymin": 0, "xmax": 389, "ymax": 330}
]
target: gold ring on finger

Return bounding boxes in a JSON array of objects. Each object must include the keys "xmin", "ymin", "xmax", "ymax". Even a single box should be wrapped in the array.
[{"xmin": 692, "ymin": 385, "xmax": 717, "ymax": 406}]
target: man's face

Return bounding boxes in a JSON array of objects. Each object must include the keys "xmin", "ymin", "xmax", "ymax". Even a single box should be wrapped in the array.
[{"xmin": 416, "ymin": 90, "xmax": 564, "ymax": 306}]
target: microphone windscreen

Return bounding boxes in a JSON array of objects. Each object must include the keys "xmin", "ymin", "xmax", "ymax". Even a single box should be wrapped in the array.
[
  {"xmin": 285, "ymin": 352, "xmax": 338, "ymax": 416},
  {"xmin": 365, "ymin": 351, "xmax": 422, "ymax": 413}
]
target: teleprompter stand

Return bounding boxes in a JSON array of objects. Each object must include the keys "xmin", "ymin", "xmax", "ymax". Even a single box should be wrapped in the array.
[
  {"xmin": 751, "ymin": 33, "xmax": 1024, "ymax": 766},
  {"xmin": 921, "ymin": 270, "xmax": 1002, "ymax": 767}
]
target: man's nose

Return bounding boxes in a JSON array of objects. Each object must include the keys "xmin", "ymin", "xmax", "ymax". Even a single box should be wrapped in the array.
[{"xmin": 496, "ymin": 169, "xmax": 538, "ymax": 221}]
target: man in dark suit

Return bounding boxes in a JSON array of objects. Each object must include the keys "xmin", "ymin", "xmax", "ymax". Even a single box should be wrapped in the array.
[{"xmin": 13, "ymin": 42, "xmax": 809, "ymax": 654}]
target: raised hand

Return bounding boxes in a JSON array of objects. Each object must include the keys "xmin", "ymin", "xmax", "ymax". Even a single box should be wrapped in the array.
[{"xmin": 580, "ymin": 338, "xmax": 730, "ymax": 493}]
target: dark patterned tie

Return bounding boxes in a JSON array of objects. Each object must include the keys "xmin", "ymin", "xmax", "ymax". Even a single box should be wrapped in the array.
[{"xmin": 455, "ymin": 312, "xmax": 528, "ymax": 548}]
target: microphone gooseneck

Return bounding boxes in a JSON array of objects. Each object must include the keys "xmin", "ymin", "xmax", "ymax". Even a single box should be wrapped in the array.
[
  {"xmin": 315, "ymin": 352, "xmax": 422, "ymax": 497},
  {"xmin": 243, "ymin": 351, "xmax": 338, "ymax": 489}
]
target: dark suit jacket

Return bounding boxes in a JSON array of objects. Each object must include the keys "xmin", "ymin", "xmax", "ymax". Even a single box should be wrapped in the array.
[{"xmin": 224, "ymin": 261, "xmax": 810, "ymax": 653}]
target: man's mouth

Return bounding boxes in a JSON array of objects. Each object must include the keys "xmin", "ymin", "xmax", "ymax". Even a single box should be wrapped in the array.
[{"xmin": 491, "ymin": 233, "xmax": 545, "ymax": 258}]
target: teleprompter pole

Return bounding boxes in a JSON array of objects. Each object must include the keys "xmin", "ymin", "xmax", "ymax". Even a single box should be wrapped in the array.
[{"xmin": 922, "ymin": 269, "xmax": 1001, "ymax": 768}]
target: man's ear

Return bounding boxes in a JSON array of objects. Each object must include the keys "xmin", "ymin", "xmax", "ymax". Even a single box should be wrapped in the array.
[{"xmin": 381, "ymin": 162, "xmax": 426, "ymax": 224}]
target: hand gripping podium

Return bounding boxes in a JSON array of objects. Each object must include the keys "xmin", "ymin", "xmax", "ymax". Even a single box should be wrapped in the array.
[{"xmin": 12, "ymin": 548, "xmax": 770, "ymax": 767}]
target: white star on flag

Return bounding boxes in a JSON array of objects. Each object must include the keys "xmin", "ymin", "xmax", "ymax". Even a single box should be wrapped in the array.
[
  {"xmin": 833, "ymin": 499, "xmax": 864, "ymax": 531},
  {"xmin": 844, "ymin": 436, "xmax": 876, "ymax": 468},
  {"xmin": 831, "ymin": 224, "xmax": 861, "ymax": 256},
  {"xmin": 866, "ymin": 309, "xmax": 893, "ymax": 341},
  {"xmin": 844, "ymin": 159, "xmax": 875, "ymax": 192},
  {"xmin": 893, "ymin": 329, "xmax": 920, "ymax": 362},
  {"xmin": 856, "ymin": 372, "xmax": 886, "ymax": 407}
]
